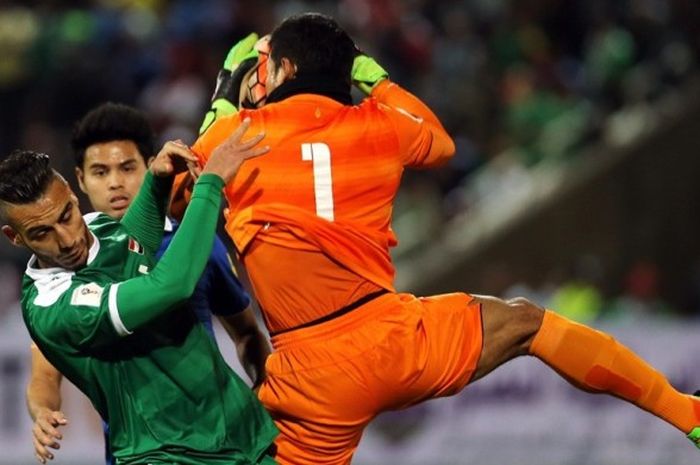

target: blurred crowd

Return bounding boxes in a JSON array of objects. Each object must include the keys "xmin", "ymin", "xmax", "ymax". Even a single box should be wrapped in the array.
[
  {"xmin": 2, "ymin": 0, "xmax": 700, "ymax": 322},
  {"xmin": 504, "ymin": 257, "xmax": 686, "ymax": 323}
]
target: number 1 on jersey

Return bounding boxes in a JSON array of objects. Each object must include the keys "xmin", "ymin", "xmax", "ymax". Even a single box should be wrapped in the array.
[{"xmin": 301, "ymin": 143, "xmax": 334, "ymax": 221}]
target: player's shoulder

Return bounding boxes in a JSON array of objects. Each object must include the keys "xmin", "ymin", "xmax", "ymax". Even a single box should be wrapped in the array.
[
  {"xmin": 345, "ymin": 97, "xmax": 397, "ymax": 126},
  {"xmin": 359, "ymin": 96, "xmax": 401, "ymax": 119},
  {"xmin": 238, "ymin": 107, "xmax": 273, "ymax": 128},
  {"xmin": 196, "ymin": 112, "xmax": 257, "ymax": 154},
  {"xmin": 21, "ymin": 216, "xmax": 118, "ymax": 312},
  {"xmin": 21, "ymin": 263, "xmax": 78, "ymax": 318},
  {"xmin": 197, "ymin": 112, "xmax": 237, "ymax": 144},
  {"xmin": 84, "ymin": 211, "xmax": 104, "ymax": 224},
  {"xmin": 22, "ymin": 268, "xmax": 111, "ymax": 347},
  {"xmin": 85, "ymin": 211, "xmax": 123, "ymax": 237},
  {"xmin": 22, "ymin": 278, "xmax": 105, "ymax": 347},
  {"xmin": 22, "ymin": 262, "xmax": 106, "ymax": 310},
  {"xmin": 354, "ymin": 94, "xmax": 383, "ymax": 111},
  {"xmin": 360, "ymin": 98, "xmax": 425, "ymax": 140}
]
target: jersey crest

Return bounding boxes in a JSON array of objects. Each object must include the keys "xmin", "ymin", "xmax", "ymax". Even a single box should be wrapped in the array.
[
  {"xmin": 70, "ymin": 282, "xmax": 104, "ymax": 307},
  {"xmin": 127, "ymin": 237, "xmax": 144, "ymax": 255}
]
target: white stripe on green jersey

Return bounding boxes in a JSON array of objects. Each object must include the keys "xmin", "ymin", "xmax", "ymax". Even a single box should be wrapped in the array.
[{"xmin": 22, "ymin": 174, "xmax": 276, "ymax": 465}]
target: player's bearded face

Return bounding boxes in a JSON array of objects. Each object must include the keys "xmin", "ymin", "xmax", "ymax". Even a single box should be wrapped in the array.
[{"xmin": 5, "ymin": 178, "xmax": 92, "ymax": 270}]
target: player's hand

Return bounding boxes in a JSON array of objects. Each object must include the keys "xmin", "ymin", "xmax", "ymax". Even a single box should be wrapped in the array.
[
  {"xmin": 32, "ymin": 408, "xmax": 67, "ymax": 463},
  {"xmin": 352, "ymin": 54, "xmax": 389, "ymax": 95},
  {"xmin": 202, "ymin": 118, "xmax": 269, "ymax": 183},
  {"xmin": 199, "ymin": 33, "xmax": 261, "ymax": 135},
  {"xmin": 149, "ymin": 140, "xmax": 199, "ymax": 177}
]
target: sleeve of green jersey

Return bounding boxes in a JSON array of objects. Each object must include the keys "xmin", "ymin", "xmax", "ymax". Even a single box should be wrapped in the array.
[
  {"xmin": 25, "ymin": 175, "xmax": 224, "ymax": 350},
  {"xmin": 26, "ymin": 281, "xmax": 123, "ymax": 350},
  {"xmin": 120, "ymin": 172, "xmax": 172, "ymax": 254},
  {"xmin": 112, "ymin": 174, "xmax": 225, "ymax": 334}
]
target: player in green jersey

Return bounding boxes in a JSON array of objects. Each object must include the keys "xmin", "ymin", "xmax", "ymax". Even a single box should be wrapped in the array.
[
  {"xmin": 27, "ymin": 102, "xmax": 270, "ymax": 465},
  {"xmin": 0, "ymin": 120, "xmax": 278, "ymax": 465}
]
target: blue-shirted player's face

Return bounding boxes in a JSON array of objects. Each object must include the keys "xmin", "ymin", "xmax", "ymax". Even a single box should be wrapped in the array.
[
  {"xmin": 75, "ymin": 140, "xmax": 149, "ymax": 220},
  {"xmin": 2, "ymin": 176, "xmax": 92, "ymax": 270}
]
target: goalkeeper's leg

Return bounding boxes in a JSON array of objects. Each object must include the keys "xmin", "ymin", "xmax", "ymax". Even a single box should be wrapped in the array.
[{"xmin": 471, "ymin": 295, "xmax": 700, "ymax": 441}]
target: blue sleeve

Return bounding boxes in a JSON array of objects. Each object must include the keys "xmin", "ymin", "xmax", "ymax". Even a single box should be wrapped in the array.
[{"xmin": 206, "ymin": 235, "xmax": 251, "ymax": 316}]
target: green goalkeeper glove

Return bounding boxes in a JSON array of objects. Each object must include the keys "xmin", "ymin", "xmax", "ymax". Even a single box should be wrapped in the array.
[
  {"xmin": 351, "ymin": 54, "xmax": 389, "ymax": 95},
  {"xmin": 199, "ymin": 33, "xmax": 260, "ymax": 134}
]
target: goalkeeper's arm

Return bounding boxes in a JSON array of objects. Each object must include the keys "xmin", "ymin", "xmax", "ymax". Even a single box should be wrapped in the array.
[
  {"xmin": 352, "ymin": 53, "xmax": 454, "ymax": 167},
  {"xmin": 352, "ymin": 53, "xmax": 448, "ymax": 132}
]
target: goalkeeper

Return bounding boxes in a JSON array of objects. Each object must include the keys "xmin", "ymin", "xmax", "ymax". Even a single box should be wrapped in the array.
[{"xmin": 190, "ymin": 13, "xmax": 700, "ymax": 465}]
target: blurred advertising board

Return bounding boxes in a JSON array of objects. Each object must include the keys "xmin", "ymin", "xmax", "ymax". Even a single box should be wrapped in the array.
[{"xmin": 1, "ymin": 310, "xmax": 698, "ymax": 465}]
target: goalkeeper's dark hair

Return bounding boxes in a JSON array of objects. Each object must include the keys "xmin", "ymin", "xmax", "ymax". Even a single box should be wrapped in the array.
[
  {"xmin": 0, "ymin": 150, "xmax": 58, "ymax": 223},
  {"xmin": 269, "ymin": 12, "xmax": 355, "ymax": 86},
  {"xmin": 71, "ymin": 102, "xmax": 155, "ymax": 168}
]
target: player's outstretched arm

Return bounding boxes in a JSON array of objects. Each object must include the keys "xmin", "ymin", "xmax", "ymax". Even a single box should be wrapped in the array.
[
  {"xmin": 27, "ymin": 344, "xmax": 66, "ymax": 464},
  {"xmin": 121, "ymin": 140, "xmax": 198, "ymax": 253},
  {"xmin": 113, "ymin": 119, "xmax": 269, "ymax": 333},
  {"xmin": 203, "ymin": 240, "xmax": 270, "ymax": 388},
  {"xmin": 218, "ymin": 309, "xmax": 271, "ymax": 390}
]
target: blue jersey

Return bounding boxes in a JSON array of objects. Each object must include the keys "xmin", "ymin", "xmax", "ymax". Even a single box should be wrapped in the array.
[
  {"xmin": 157, "ymin": 218, "xmax": 251, "ymax": 336},
  {"xmin": 103, "ymin": 218, "xmax": 251, "ymax": 465}
]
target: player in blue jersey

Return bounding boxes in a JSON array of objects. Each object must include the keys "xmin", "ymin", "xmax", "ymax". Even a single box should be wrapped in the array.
[{"xmin": 25, "ymin": 102, "xmax": 271, "ymax": 464}]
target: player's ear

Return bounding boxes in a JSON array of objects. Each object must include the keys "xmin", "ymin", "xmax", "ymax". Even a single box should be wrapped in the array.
[
  {"xmin": 279, "ymin": 57, "xmax": 297, "ymax": 80},
  {"xmin": 75, "ymin": 166, "xmax": 88, "ymax": 194},
  {"xmin": 1, "ymin": 224, "xmax": 23, "ymax": 247},
  {"xmin": 146, "ymin": 156, "xmax": 155, "ymax": 168}
]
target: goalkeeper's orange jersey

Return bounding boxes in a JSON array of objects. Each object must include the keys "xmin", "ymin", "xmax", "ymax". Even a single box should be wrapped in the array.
[{"xmin": 192, "ymin": 81, "xmax": 455, "ymax": 334}]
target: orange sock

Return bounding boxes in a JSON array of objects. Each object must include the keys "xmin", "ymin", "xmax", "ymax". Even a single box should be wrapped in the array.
[{"xmin": 530, "ymin": 310, "xmax": 700, "ymax": 434}]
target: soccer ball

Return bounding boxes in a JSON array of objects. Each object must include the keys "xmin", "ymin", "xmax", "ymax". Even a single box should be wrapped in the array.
[{"xmin": 243, "ymin": 36, "xmax": 270, "ymax": 108}]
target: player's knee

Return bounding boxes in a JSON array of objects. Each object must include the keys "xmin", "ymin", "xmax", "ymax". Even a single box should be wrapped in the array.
[{"xmin": 474, "ymin": 295, "xmax": 546, "ymax": 369}]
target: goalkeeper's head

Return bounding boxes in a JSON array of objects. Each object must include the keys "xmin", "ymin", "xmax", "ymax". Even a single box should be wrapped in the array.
[{"xmin": 266, "ymin": 13, "xmax": 356, "ymax": 97}]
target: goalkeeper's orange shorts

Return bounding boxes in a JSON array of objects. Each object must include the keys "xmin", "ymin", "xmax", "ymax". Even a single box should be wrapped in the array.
[{"xmin": 258, "ymin": 291, "xmax": 483, "ymax": 465}]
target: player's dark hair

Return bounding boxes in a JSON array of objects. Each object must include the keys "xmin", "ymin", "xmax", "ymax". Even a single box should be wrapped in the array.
[
  {"xmin": 0, "ymin": 150, "xmax": 57, "ymax": 222},
  {"xmin": 71, "ymin": 102, "xmax": 155, "ymax": 168},
  {"xmin": 269, "ymin": 13, "xmax": 355, "ymax": 85}
]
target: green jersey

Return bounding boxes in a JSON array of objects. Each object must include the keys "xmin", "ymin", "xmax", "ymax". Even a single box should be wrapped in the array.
[{"xmin": 22, "ymin": 174, "xmax": 277, "ymax": 465}]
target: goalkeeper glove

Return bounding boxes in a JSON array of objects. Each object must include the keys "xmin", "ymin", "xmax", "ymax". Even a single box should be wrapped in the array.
[
  {"xmin": 351, "ymin": 54, "xmax": 389, "ymax": 95},
  {"xmin": 199, "ymin": 33, "xmax": 260, "ymax": 134}
]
